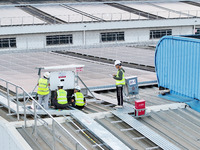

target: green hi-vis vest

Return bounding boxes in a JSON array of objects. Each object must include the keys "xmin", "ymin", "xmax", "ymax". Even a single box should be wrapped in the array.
[
  {"xmin": 116, "ymin": 69, "xmax": 125, "ymax": 85},
  {"xmin": 37, "ymin": 78, "xmax": 49, "ymax": 95},
  {"xmin": 57, "ymin": 89, "xmax": 68, "ymax": 104},
  {"xmin": 75, "ymin": 92, "xmax": 85, "ymax": 106}
]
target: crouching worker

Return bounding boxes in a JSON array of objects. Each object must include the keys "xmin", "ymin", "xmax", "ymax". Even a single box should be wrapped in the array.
[
  {"xmin": 71, "ymin": 86, "xmax": 85, "ymax": 110},
  {"xmin": 52, "ymin": 83, "xmax": 68, "ymax": 109}
]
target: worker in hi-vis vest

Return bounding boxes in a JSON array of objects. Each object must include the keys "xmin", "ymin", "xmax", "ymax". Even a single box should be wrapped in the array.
[
  {"xmin": 113, "ymin": 60, "xmax": 125, "ymax": 108},
  {"xmin": 71, "ymin": 86, "xmax": 85, "ymax": 110},
  {"xmin": 52, "ymin": 82, "xmax": 68, "ymax": 109},
  {"xmin": 37, "ymin": 72, "xmax": 50, "ymax": 109}
]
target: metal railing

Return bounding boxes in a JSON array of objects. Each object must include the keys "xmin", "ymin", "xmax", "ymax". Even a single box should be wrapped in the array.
[
  {"xmin": 0, "ymin": 9, "xmax": 199, "ymax": 27},
  {"xmin": 0, "ymin": 78, "xmax": 87, "ymax": 150}
]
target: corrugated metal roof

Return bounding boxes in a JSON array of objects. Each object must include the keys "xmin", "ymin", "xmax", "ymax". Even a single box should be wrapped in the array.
[{"xmin": 97, "ymin": 86, "xmax": 200, "ymax": 150}]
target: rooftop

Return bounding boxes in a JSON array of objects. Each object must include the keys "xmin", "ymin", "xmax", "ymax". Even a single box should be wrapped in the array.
[{"xmin": 1, "ymin": 1, "xmax": 200, "ymax": 26}]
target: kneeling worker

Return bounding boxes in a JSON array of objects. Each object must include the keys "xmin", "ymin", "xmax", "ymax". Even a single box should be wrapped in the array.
[
  {"xmin": 52, "ymin": 83, "xmax": 68, "ymax": 109},
  {"xmin": 71, "ymin": 86, "xmax": 85, "ymax": 110}
]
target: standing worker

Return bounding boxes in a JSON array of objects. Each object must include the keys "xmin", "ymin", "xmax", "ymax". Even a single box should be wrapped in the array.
[
  {"xmin": 52, "ymin": 83, "xmax": 68, "ymax": 109},
  {"xmin": 113, "ymin": 60, "xmax": 125, "ymax": 108},
  {"xmin": 71, "ymin": 86, "xmax": 85, "ymax": 110},
  {"xmin": 37, "ymin": 72, "xmax": 50, "ymax": 109}
]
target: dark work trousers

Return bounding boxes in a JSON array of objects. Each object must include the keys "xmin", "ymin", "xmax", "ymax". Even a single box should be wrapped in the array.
[
  {"xmin": 72, "ymin": 101, "xmax": 85, "ymax": 110},
  {"xmin": 52, "ymin": 100, "xmax": 68, "ymax": 109},
  {"xmin": 116, "ymin": 86, "xmax": 123, "ymax": 106}
]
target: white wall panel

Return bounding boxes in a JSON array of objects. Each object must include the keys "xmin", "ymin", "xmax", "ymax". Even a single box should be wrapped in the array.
[
  {"xmin": 73, "ymin": 31, "xmax": 83, "ymax": 46},
  {"xmin": 17, "ymin": 34, "xmax": 45, "ymax": 50},
  {"xmin": 172, "ymin": 26, "xmax": 193, "ymax": 35},
  {"xmin": 0, "ymin": 25, "xmax": 194, "ymax": 51},
  {"xmin": 0, "ymin": 120, "xmax": 32, "ymax": 150}
]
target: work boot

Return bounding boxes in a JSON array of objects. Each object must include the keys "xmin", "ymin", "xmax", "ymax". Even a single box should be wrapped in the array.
[{"xmin": 114, "ymin": 105, "xmax": 123, "ymax": 108}]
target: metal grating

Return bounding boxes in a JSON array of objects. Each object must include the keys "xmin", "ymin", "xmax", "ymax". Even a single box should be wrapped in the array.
[
  {"xmin": 71, "ymin": 111, "xmax": 131, "ymax": 150},
  {"xmin": 112, "ymin": 110, "xmax": 181, "ymax": 150}
]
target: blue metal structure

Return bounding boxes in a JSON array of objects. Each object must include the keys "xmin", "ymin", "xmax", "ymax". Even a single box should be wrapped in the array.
[{"xmin": 155, "ymin": 35, "xmax": 200, "ymax": 112}]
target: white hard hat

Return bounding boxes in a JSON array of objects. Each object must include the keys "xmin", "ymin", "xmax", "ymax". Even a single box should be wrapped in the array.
[
  {"xmin": 58, "ymin": 82, "xmax": 63, "ymax": 87},
  {"xmin": 114, "ymin": 60, "xmax": 121, "ymax": 66},
  {"xmin": 43, "ymin": 72, "xmax": 50, "ymax": 78},
  {"xmin": 75, "ymin": 86, "xmax": 81, "ymax": 91}
]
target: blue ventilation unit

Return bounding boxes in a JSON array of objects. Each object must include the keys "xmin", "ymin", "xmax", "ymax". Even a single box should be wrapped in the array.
[{"xmin": 155, "ymin": 35, "xmax": 200, "ymax": 112}]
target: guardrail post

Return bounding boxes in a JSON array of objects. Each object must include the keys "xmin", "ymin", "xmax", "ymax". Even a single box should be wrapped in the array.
[
  {"xmin": 6, "ymin": 82, "xmax": 11, "ymax": 114},
  {"xmin": 138, "ymin": 12, "xmax": 140, "ymax": 20},
  {"xmin": 32, "ymin": 16, "xmax": 34, "ymax": 25},
  {"xmin": 22, "ymin": 17, "xmax": 24, "ymax": 26},
  {"xmin": 34, "ymin": 100, "xmax": 37, "ymax": 136},
  {"xmin": 16, "ymin": 87, "xmax": 19, "ymax": 121},
  {"xmin": 23, "ymin": 91, "xmax": 27, "ymax": 127},
  {"xmin": 82, "ymin": 14, "xmax": 83, "ymax": 23},
  {"xmin": 52, "ymin": 120, "xmax": 56, "ymax": 150},
  {"xmin": 43, "ymin": 16, "xmax": 46, "ymax": 25}
]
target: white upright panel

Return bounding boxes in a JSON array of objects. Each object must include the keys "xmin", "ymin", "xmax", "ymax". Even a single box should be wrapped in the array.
[
  {"xmin": 50, "ymin": 71, "xmax": 75, "ymax": 90},
  {"xmin": 0, "ymin": 120, "xmax": 32, "ymax": 150}
]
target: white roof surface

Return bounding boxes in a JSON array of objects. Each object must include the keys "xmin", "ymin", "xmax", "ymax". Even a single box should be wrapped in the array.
[
  {"xmin": 122, "ymin": 2, "xmax": 189, "ymax": 18},
  {"xmin": 0, "ymin": 51, "xmax": 156, "ymax": 93},
  {"xmin": 0, "ymin": 1, "xmax": 199, "ymax": 25},
  {"xmin": 155, "ymin": 2, "xmax": 200, "ymax": 17},
  {"xmin": 35, "ymin": 5, "xmax": 95, "ymax": 22},
  {"xmin": 69, "ymin": 3, "xmax": 147, "ymax": 20}
]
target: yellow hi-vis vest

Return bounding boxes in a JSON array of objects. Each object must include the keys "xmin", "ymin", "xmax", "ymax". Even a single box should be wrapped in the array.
[
  {"xmin": 57, "ymin": 89, "xmax": 68, "ymax": 104},
  {"xmin": 37, "ymin": 78, "xmax": 49, "ymax": 95},
  {"xmin": 116, "ymin": 69, "xmax": 125, "ymax": 85},
  {"xmin": 75, "ymin": 92, "xmax": 85, "ymax": 106}
]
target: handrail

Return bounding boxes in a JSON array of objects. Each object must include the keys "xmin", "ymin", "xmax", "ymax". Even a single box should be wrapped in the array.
[
  {"xmin": 77, "ymin": 75, "xmax": 97, "ymax": 100},
  {"xmin": 0, "ymin": 77, "xmax": 87, "ymax": 150},
  {"xmin": 0, "ymin": 9, "xmax": 198, "ymax": 27}
]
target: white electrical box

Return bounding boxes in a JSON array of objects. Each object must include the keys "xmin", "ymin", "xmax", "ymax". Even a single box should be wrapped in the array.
[
  {"xmin": 49, "ymin": 71, "xmax": 75, "ymax": 91},
  {"xmin": 124, "ymin": 76, "xmax": 138, "ymax": 95}
]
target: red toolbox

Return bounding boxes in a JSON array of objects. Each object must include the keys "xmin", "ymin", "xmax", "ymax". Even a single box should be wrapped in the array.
[
  {"xmin": 135, "ymin": 100, "xmax": 145, "ymax": 109},
  {"xmin": 135, "ymin": 109, "xmax": 145, "ymax": 116}
]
